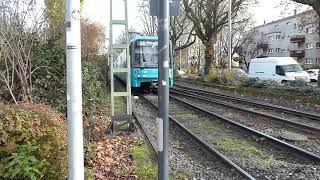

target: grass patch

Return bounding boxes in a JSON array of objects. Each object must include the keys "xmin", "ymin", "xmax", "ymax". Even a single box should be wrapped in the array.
[
  {"xmin": 171, "ymin": 169, "xmax": 193, "ymax": 180},
  {"xmin": 212, "ymin": 138, "xmax": 264, "ymax": 156},
  {"xmin": 129, "ymin": 144, "xmax": 158, "ymax": 179},
  {"xmin": 222, "ymin": 112, "xmax": 234, "ymax": 119}
]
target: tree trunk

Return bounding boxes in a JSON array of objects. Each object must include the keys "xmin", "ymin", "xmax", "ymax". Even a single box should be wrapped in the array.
[
  {"xmin": 203, "ymin": 37, "xmax": 215, "ymax": 76},
  {"xmin": 316, "ymin": 10, "xmax": 320, "ymax": 40}
]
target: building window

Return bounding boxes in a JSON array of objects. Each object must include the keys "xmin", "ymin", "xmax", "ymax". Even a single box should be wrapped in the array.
[
  {"xmin": 316, "ymin": 58, "xmax": 320, "ymax": 64},
  {"xmin": 306, "ymin": 43, "xmax": 313, "ymax": 49},
  {"xmin": 268, "ymin": 36, "xmax": 273, "ymax": 40},
  {"xmin": 275, "ymin": 35, "xmax": 281, "ymax": 40},
  {"xmin": 281, "ymin": 49, "xmax": 286, "ymax": 53},
  {"xmin": 276, "ymin": 48, "xmax": 281, "ymax": 53},
  {"xmin": 316, "ymin": 42, "xmax": 320, "ymax": 48},
  {"xmin": 275, "ymin": 25, "xmax": 279, "ymax": 28},
  {"xmin": 268, "ymin": 49, "xmax": 274, "ymax": 53},
  {"xmin": 305, "ymin": 58, "xmax": 314, "ymax": 64},
  {"xmin": 286, "ymin": 22, "xmax": 291, "ymax": 25},
  {"xmin": 294, "ymin": 23, "xmax": 297, "ymax": 29},
  {"xmin": 306, "ymin": 27, "xmax": 314, "ymax": 34}
]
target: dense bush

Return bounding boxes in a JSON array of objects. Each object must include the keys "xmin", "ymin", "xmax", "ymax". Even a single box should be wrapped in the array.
[
  {"xmin": 204, "ymin": 68, "xmax": 219, "ymax": 82},
  {"xmin": 310, "ymin": 64, "xmax": 320, "ymax": 69},
  {"xmin": 32, "ymin": 35, "xmax": 66, "ymax": 111},
  {"xmin": 219, "ymin": 70, "xmax": 235, "ymax": 84},
  {"xmin": 240, "ymin": 78, "xmax": 279, "ymax": 88},
  {"xmin": 0, "ymin": 103, "xmax": 67, "ymax": 179}
]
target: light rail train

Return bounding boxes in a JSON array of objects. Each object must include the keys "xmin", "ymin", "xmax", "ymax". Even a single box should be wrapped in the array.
[{"xmin": 114, "ymin": 35, "xmax": 174, "ymax": 89}]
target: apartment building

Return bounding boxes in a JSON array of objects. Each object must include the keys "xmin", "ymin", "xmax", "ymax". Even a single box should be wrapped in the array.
[{"xmin": 243, "ymin": 10, "xmax": 320, "ymax": 69}]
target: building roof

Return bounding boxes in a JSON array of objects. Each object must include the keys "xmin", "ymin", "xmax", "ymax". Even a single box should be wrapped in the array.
[{"xmin": 252, "ymin": 10, "xmax": 315, "ymax": 30}]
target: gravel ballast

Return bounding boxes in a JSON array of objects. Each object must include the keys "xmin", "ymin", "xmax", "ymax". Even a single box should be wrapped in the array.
[
  {"xmin": 133, "ymin": 96, "xmax": 243, "ymax": 179},
  {"xmin": 171, "ymin": 93, "xmax": 320, "ymax": 156},
  {"xmin": 144, "ymin": 95, "xmax": 320, "ymax": 180}
]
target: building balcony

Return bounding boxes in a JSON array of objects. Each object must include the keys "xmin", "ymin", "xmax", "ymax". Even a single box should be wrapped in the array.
[
  {"xmin": 290, "ymin": 50, "xmax": 305, "ymax": 57},
  {"xmin": 290, "ymin": 35, "xmax": 305, "ymax": 43},
  {"xmin": 257, "ymin": 43, "xmax": 268, "ymax": 49}
]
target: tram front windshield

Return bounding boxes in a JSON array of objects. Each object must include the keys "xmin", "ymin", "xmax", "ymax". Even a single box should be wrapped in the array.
[{"xmin": 134, "ymin": 40, "xmax": 158, "ymax": 67}]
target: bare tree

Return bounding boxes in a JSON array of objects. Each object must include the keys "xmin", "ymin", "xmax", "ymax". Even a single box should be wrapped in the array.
[
  {"xmin": 290, "ymin": 0, "xmax": 320, "ymax": 37},
  {"xmin": 81, "ymin": 18, "xmax": 106, "ymax": 62},
  {"xmin": 138, "ymin": 0, "xmax": 158, "ymax": 36},
  {"xmin": 236, "ymin": 29, "xmax": 265, "ymax": 70},
  {"xmin": 183, "ymin": 0, "xmax": 254, "ymax": 75},
  {"xmin": 137, "ymin": 0, "xmax": 196, "ymax": 52},
  {"xmin": 0, "ymin": 0, "xmax": 47, "ymax": 103},
  {"xmin": 279, "ymin": 0, "xmax": 319, "ymax": 37},
  {"xmin": 215, "ymin": 10, "xmax": 254, "ymax": 69}
]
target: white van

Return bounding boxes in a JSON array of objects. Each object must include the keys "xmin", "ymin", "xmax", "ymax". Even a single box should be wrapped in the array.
[{"xmin": 248, "ymin": 57, "xmax": 310, "ymax": 83}]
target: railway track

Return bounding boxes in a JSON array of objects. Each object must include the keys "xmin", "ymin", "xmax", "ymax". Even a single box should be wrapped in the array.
[
  {"xmin": 170, "ymin": 84, "xmax": 320, "ymax": 156},
  {"xmin": 173, "ymin": 84, "xmax": 320, "ymax": 121},
  {"xmin": 134, "ymin": 95, "xmax": 255, "ymax": 179},
  {"xmin": 146, "ymin": 93, "xmax": 320, "ymax": 179},
  {"xmin": 171, "ymin": 84, "xmax": 320, "ymax": 135}
]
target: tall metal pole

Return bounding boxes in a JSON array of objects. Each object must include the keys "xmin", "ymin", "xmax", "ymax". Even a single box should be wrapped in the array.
[
  {"xmin": 158, "ymin": 0, "xmax": 169, "ymax": 179},
  {"xmin": 65, "ymin": 0, "xmax": 84, "ymax": 179},
  {"xmin": 228, "ymin": 0, "xmax": 232, "ymax": 70}
]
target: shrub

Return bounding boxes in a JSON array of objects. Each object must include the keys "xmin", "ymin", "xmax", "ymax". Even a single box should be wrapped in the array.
[
  {"xmin": 310, "ymin": 64, "xmax": 320, "ymax": 69},
  {"xmin": 1, "ymin": 142, "xmax": 50, "ymax": 180},
  {"xmin": 241, "ymin": 78, "xmax": 278, "ymax": 88},
  {"xmin": 285, "ymin": 79, "xmax": 308, "ymax": 87},
  {"xmin": 219, "ymin": 70, "xmax": 235, "ymax": 84},
  {"xmin": 83, "ymin": 62, "xmax": 107, "ymax": 116},
  {"xmin": 204, "ymin": 68, "xmax": 219, "ymax": 82},
  {"xmin": 0, "ymin": 103, "xmax": 67, "ymax": 179},
  {"xmin": 32, "ymin": 36, "xmax": 66, "ymax": 111}
]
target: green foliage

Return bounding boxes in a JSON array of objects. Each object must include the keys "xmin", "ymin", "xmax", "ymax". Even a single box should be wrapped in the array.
[
  {"xmin": 0, "ymin": 103, "xmax": 67, "ymax": 179},
  {"xmin": 241, "ymin": 78, "xmax": 278, "ymax": 88},
  {"xmin": 213, "ymin": 138, "xmax": 263, "ymax": 156},
  {"xmin": 310, "ymin": 64, "xmax": 320, "ymax": 69},
  {"xmin": 1, "ymin": 142, "xmax": 50, "ymax": 180},
  {"xmin": 204, "ymin": 68, "xmax": 218, "ymax": 82},
  {"xmin": 85, "ymin": 167, "xmax": 94, "ymax": 180},
  {"xmin": 32, "ymin": 35, "xmax": 66, "ymax": 111},
  {"xmin": 238, "ymin": 77, "xmax": 320, "ymax": 100},
  {"xmin": 285, "ymin": 79, "xmax": 308, "ymax": 87},
  {"xmin": 82, "ymin": 62, "xmax": 107, "ymax": 116},
  {"xmin": 129, "ymin": 144, "xmax": 157, "ymax": 179},
  {"xmin": 219, "ymin": 70, "xmax": 235, "ymax": 84}
]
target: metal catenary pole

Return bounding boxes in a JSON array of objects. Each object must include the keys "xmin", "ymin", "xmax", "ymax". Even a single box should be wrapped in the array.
[
  {"xmin": 158, "ymin": 0, "xmax": 170, "ymax": 179},
  {"xmin": 65, "ymin": 0, "xmax": 84, "ymax": 179},
  {"xmin": 228, "ymin": 0, "xmax": 232, "ymax": 70}
]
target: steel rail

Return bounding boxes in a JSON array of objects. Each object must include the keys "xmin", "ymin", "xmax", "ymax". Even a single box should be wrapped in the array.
[
  {"xmin": 170, "ymin": 89, "xmax": 320, "ymax": 134},
  {"xmin": 132, "ymin": 110, "xmax": 158, "ymax": 155},
  {"xmin": 173, "ymin": 84, "xmax": 320, "ymax": 121},
  {"xmin": 142, "ymin": 96, "xmax": 256, "ymax": 180},
  {"xmin": 170, "ymin": 95, "xmax": 320, "ymax": 162},
  {"xmin": 132, "ymin": 106, "xmax": 177, "ymax": 176}
]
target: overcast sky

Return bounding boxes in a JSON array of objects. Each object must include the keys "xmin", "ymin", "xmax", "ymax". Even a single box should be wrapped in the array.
[{"xmin": 82, "ymin": 0, "xmax": 311, "ymax": 39}]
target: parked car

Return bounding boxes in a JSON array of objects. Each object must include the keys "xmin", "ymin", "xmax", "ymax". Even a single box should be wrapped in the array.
[
  {"xmin": 248, "ymin": 57, "xmax": 310, "ymax": 83},
  {"xmin": 306, "ymin": 69, "xmax": 319, "ymax": 82}
]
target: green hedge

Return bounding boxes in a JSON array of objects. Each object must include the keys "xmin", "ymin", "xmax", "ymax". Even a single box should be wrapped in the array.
[{"xmin": 0, "ymin": 103, "xmax": 67, "ymax": 179}]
